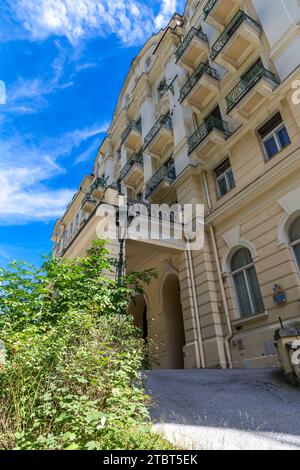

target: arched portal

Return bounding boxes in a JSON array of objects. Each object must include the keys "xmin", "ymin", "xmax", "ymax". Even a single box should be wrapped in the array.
[
  {"xmin": 163, "ymin": 274, "xmax": 185, "ymax": 369},
  {"xmin": 128, "ymin": 295, "xmax": 148, "ymax": 340}
]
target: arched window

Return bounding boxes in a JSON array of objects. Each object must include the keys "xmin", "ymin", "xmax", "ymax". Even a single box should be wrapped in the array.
[
  {"xmin": 289, "ymin": 217, "xmax": 300, "ymax": 270},
  {"xmin": 231, "ymin": 248, "xmax": 265, "ymax": 318}
]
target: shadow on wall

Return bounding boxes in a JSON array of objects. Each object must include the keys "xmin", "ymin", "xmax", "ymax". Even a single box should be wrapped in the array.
[
  {"xmin": 129, "ymin": 295, "xmax": 148, "ymax": 340},
  {"xmin": 163, "ymin": 274, "xmax": 185, "ymax": 369}
]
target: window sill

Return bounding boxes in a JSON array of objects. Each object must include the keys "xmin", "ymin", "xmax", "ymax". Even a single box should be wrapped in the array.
[
  {"xmin": 232, "ymin": 311, "xmax": 268, "ymax": 328},
  {"xmin": 216, "ymin": 186, "xmax": 236, "ymax": 201},
  {"xmin": 264, "ymin": 142, "xmax": 292, "ymax": 163}
]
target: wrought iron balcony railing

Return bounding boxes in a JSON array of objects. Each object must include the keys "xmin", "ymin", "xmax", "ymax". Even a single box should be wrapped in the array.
[
  {"xmin": 210, "ymin": 10, "xmax": 262, "ymax": 61},
  {"xmin": 203, "ymin": 0, "xmax": 218, "ymax": 18},
  {"xmin": 90, "ymin": 176, "xmax": 108, "ymax": 193},
  {"xmin": 145, "ymin": 163, "xmax": 176, "ymax": 198},
  {"xmin": 127, "ymin": 199, "xmax": 177, "ymax": 224},
  {"xmin": 175, "ymin": 27, "xmax": 208, "ymax": 62},
  {"xmin": 180, "ymin": 62, "xmax": 220, "ymax": 103},
  {"xmin": 143, "ymin": 113, "xmax": 173, "ymax": 151},
  {"xmin": 119, "ymin": 150, "xmax": 143, "ymax": 182},
  {"xmin": 225, "ymin": 63, "xmax": 280, "ymax": 112},
  {"xmin": 121, "ymin": 119, "xmax": 142, "ymax": 145},
  {"xmin": 188, "ymin": 115, "xmax": 230, "ymax": 154},
  {"xmin": 81, "ymin": 193, "xmax": 97, "ymax": 212}
]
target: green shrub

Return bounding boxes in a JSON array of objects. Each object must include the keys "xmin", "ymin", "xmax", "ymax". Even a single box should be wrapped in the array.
[{"xmin": 0, "ymin": 241, "xmax": 169, "ymax": 450}]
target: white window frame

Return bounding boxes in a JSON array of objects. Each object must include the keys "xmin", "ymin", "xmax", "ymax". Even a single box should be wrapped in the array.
[
  {"xmin": 216, "ymin": 164, "xmax": 235, "ymax": 198},
  {"xmin": 289, "ymin": 236, "xmax": 300, "ymax": 273},
  {"xmin": 231, "ymin": 261, "xmax": 260, "ymax": 317},
  {"xmin": 262, "ymin": 122, "xmax": 290, "ymax": 160}
]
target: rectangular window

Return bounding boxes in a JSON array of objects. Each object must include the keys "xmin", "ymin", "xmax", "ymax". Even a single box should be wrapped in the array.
[
  {"xmin": 157, "ymin": 78, "xmax": 167, "ymax": 99},
  {"xmin": 214, "ymin": 159, "xmax": 235, "ymax": 197},
  {"xmin": 258, "ymin": 112, "xmax": 291, "ymax": 160}
]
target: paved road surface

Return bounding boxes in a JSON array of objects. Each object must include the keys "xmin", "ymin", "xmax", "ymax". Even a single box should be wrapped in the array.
[{"xmin": 146, "ymin": 369, "xmax": 300, "ymax": 450}]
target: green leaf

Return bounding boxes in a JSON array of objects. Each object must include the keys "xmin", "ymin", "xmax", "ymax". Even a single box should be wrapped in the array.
[
  {"xmin": 62, "ymin": 432, "xmax": 77, "ymax": 442},
  {"xmin": 85, "ymin": 441, "xmax": 100, "ymax": 450},
  {"xmin": 66, "ymin": 443, "xmax": 79, "ymax": 450}
]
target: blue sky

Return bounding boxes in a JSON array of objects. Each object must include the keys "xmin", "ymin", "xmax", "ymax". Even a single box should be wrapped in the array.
[{"xmin": 0, "ymin": 0, "xmax": 186, "ymax": 267}]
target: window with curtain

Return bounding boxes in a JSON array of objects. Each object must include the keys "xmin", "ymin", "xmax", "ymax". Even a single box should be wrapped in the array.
[
  {"xmin": 231, "ymin": 248, "xmax": 265, "ymax": 318},
  {"xmin": 289, "ymin": 217, "xmax": 300, "ymax": 270}
]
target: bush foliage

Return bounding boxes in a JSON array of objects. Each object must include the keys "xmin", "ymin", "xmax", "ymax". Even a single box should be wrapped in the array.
[{"xmin": 0, "ymin": 241, "xmax": 170, "ymax": 450}]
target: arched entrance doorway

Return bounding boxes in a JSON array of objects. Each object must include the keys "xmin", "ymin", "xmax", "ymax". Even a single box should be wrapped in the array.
[
  {"xmin": 128, "ymin": 295, "xmax": 148, "ymax": 340},
  {"xmin": 163, "ymin": 274, "xmax": 185, "ymax": 369}
]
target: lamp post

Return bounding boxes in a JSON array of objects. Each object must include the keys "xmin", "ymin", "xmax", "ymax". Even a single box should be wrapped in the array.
[
  {"xmin": 116, "ymin": 236, "xmax": 125, "ymax": 287},
  {"xmin": 115, "ymin": 198, "xmax": 127, "ymax": 286}
]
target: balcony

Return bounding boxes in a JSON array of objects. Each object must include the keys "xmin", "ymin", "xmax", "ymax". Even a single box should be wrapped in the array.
[
  {"xmin": 119, "ymin": 150, "xmax": 144, "ymax": 187},
  {"xmin": 180, "ymin": 62, "xmax": 220, "ymax": 112},
  {"xmin": 145, "ymin": 163, "xmax": 176, "ymax": 200},
  {"xmin": 210, "ymin": 11, "xmax": 262, "ymax": 70},
  {"xmin": 175, "ymin": 27, "xmax": 209, "ymax": 70},
  {"xmin": 90, "ymin": 176, "xmax": 108, "ymax": 199},
  {"xmin": 143, "ymin": 114, "xmax": 173, "ymax": 157},
  {"xmin": 204, "ymin": 0, "xmax": 243, "ymax": 30},
  {"xmin": 126, "ymin": 201, "xmax": 186, "ymax": 252},
  {"xmin": 121, "ymin": 119, "xmax": 142, "ymax": 151},
  {"xmin": 81, "ymin": 193, "xmax": 97, "ymax": 214},
  {"xmin": 188, "ymin": 116, "xmax": 231, "ymax": 161},
  {"xmin": 226, "ymin": 63, "xmax": 280, "ymax": 117}
]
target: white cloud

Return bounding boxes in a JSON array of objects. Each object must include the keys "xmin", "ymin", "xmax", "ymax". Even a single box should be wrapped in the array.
[
  {"xmin": 57, "ymin": 122, "xmax": 109, "ymax": 157},
  {"xmin": 0, "ymin": 1, "xmax": 187, "ymax": 227},
  {"xmin": 2, "ymin": 42, "xmax": 105, "ymax": 116},
  {"xmin": 7, "ymin": 0, "xmax": 184, "ymax": 46},
  {"xmin": 155, "ymin": 0, "xmax": 177, "ymax": 29},
  {"xmin": 6, "ymin": 77, "xmax": 68, "ymax": 114},
  {"xmin": 0, "ymin": 165, "xmax": 74, "ymax": 225},
  {"xmin": 73, "ymin": 139, "xmax": 101, "ymax": 165},
  {"xmin": 0, "ymin": 136, "xmax": 70, "ymax": 224},
  {"xmin": 0, "ymin": 122, "xmax": 108, "ymax": 225},
  {"xmin": 4, "ymin": 46, "xmax": 74, "ymax": 115}
]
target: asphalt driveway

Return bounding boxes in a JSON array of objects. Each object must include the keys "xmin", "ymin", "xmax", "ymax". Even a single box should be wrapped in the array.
[{"xmin": 146, "ymin": 369, "xmax": 300, "ymax": 450}]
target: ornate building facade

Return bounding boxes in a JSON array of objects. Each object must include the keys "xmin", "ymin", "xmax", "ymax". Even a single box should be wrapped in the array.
[{"xmin": 52, "ymin": 0, "xmax": 300, "ymax": 370}]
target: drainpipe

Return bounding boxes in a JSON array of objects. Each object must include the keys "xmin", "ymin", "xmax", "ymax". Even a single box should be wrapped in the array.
[
  {"xmin": 209, "ymin": 224, "xmax": 233, "ymax": 369},
  {"xmin": 203, "ymin": 170, "xmax": 212, "ymax": 213},
  {"xmin": 202, "ymin": 171, "xmax": 232, "ymax": 369},
  {"xmin": 185, "ymin": 243, "xmax": 206, "ymax": 369}
]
